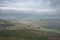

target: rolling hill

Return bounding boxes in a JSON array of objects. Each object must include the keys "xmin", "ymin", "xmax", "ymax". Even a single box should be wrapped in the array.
[{"xmin": 0, "ymin": 19, "xmax": 60, "ymax": 40}]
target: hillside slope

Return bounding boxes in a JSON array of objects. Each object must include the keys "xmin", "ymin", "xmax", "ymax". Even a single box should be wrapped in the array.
[{"xmin": 0, "ymin": 19, "xmax": 60, "ymax": 40}]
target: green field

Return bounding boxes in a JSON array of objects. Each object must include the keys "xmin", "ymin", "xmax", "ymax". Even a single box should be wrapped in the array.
[{"xmin": 0, "ymin": 30, "xmax": 48, "ymax": 40}]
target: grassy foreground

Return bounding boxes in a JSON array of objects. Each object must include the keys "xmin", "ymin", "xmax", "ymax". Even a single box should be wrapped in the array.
[{"xmin": 0, "ymin": 30, "xmax": 48, "ymax": 40}]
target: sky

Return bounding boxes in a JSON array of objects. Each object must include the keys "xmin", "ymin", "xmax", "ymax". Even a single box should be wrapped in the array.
[
  {"xmin": 0, "ymin": 0, "xmax": 60, "ymax": 19},
  {"xmin": 0, "ymin": 0, "xmax": 59, "ymax": 13}
]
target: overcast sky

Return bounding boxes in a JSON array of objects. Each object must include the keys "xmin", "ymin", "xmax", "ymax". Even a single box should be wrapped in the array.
[
  {"xmin": 0, "ymin": 0, "xmax": 60, "ymax": 14},
  {"xmin": 0, "ymin": 0, "xmax": 60, "ymax": 19}
]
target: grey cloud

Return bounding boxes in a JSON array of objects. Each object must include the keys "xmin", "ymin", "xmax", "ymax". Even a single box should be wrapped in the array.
[
  {"xmin": 0, "ymin": 0, "xmax": 29, "ymax": 3},
  {"xmin": 0, "ymin": 0, "xmax": 57, "ymax": 14},
  {"xmin": 49, "ymin": 0, "xmax": 60, "ymax": 8},
  {"xmin": 1, "ymin": 0, "xmax": 59, "ymax": 8},
  {"xmin": 48, "ymin": 0, "xmax": 60, "ymax": 15}
]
